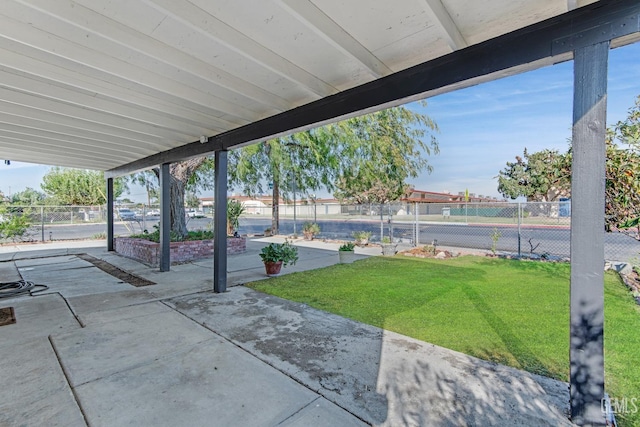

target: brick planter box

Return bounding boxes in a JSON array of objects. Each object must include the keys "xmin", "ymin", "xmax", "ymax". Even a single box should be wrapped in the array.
[{"xmin": 114, "ymin": 237, "xmax": 246, "ymax": 267}]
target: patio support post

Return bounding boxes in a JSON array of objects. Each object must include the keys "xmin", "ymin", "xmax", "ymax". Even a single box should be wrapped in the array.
[
  {"xmin": 570, "ymin": 41, "xmax": 608, "ymax": 426},
  {"xmin": 106, "ymin": 177, "xmax": 114, "ymax": 251},
  {"xmin": 159, "ymin": 163, "xmax": 171, "ymax": 272},
  {"xmin": 214, "ymin": 150, "xmax": 228, "ymax": 293}
]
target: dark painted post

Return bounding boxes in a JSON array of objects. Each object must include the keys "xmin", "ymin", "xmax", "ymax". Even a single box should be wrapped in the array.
[
  {"xmin": 214, "ymin": 150, "xmax": 228, "ymax": 293},
  {"xmin": 570, "ymin": 41, "xmax": 608, "ymax": 426},
  {"xmin": 106, "ymin": 177, "xmax": 114, "ymax": 251},
  {"xmin": 159, "ymin": 163, "xmax": 171, "ymax": 272}
]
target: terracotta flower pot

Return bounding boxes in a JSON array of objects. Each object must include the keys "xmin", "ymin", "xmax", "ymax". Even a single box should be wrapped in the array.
[{"xmin": 264, "ymin": 261, "xmax": 283, "ymax": 276}]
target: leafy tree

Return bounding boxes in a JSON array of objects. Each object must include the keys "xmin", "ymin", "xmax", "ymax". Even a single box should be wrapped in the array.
[
  {"xmin": 134, "ymin": 105, "xmax": 438, "ymax": 238},
  {"xmin": 606, "ymin": 141, "xmax": 640, "ymax": 234},
  {"xmin": 130, "ymin": 171, "xmax": 159, "ymax": 206},
  {"xmin": 230, "ymin": 105, "xmax": 438, "ymax": 233},
  {"xmin": 497, "ymin": 148, "xmax": 571, "ymax": 202},
  {"xmin": 11, "ymin": 187, "xmax": 46, "ymax": 205},
  {"xmin": 229, "ymin": 130, "xmax": 339, "ymax": 235},
  {"xmin": 41, "ymin": 167, "xmax": 127, "ymax": 205},
  {"xmin": 607, "ymin": 96, "xmax": 640, "ymax": 236},
  {"xmin": 497, "ymin": 95, "xmax": 640, "ymax": 236},
  {"xmin": 129, "ymin": 157, "xmax": 214, "ymax": 238},
  {"xmin": 332, "ymin": 106, "xmax": 439, "ymax": 204},
  {"xmin": 185, "ymin": 192, "xmax": 200, "ymax": 208}
]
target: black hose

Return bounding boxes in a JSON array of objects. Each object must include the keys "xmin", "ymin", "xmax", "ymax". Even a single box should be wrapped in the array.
[{"xmin": 0, "ymin": 280, "xmax": 49, "ymax": 299}]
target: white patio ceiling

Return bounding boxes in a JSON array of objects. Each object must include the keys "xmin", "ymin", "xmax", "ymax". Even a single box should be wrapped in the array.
[{"xmin": 0, "ymin": 0, "xmax": 606, "ymax": 171}]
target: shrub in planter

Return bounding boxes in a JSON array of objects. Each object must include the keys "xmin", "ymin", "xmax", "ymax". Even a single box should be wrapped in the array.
[
  {"xmin": 227, "ymin": 199, "xmax": 246, "ymax": 236},
  {"xmin": 259, "ymin": 240, "xmax": 299, "ymax": 276},
  {"xmin": 352, "ymin": 230, "xmax": 371, "ymax": 246},
  {"xmin": 338, "ymin": 242, "xmax": 357, "ymax": 264},
  {"xmin": 302, "ymin": 222, "xmax": 320, "ymax": 240},
  {"xmin": 381, "ymin": 236, "xmax": 397, "ymax": 256},
  {"xmin": 130, "ymin": 225, "xmax": 213, "ymax": 242}
]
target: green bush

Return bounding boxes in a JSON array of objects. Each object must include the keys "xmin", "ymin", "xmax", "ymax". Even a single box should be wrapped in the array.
[
  {"xmin": 0, "ymin": 208, "xmax": 32, "ymax": 242},
  {"xmin": 302, "ymin": 222, "xmax": 320, "ymax": 236},
  {"xmin": 352, "ymin": 230, "xmax": 371, "ymax": 244},
  {"xmin": 227, "ymin": 199, "xmax": 246, "ymax": 235},
  {"xmin": 130, "ymin": 225, "xmax": 213, "ymax": 243},
  {"xmin": 339, "ymin": 242, "xmax": 356, "ymax": 251}
]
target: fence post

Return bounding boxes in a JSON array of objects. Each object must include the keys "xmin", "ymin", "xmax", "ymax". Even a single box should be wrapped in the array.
[
  {"xmin": 379, "ymin": 203, "xmax": 384, "ymax": 241},
  {"xmin": 40, "ymin": 206, "xmax": 44, "ymax": 242},
  {"xmin": 414, "ymin": 202, "xmax": 419, "ymax": 246},
  {"xmin": 517, "ymin": 202, "xmax": 522, "ymax": 258},
  {"xmin": 387, "ymin": 202, "xmax": 393, "ymax": 243}
]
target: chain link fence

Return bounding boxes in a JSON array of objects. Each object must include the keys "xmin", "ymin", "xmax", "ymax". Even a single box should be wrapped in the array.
[
  {"xmin": 1, "ymin": 201, "xmax": 638, "ymax": 263},
  {"xmin": 0, "ymin": 205, "xmax": 108, "ymax": 242},
  {"xmin": 0, "ymin": 204, "xmax": 172, "ymax": 242},
  {"xmin": 267, "ymin": 200, "xmax": 639, "ymax": 263}
]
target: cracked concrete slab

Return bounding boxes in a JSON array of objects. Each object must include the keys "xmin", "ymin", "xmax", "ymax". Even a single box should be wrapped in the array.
[
  {"xmin": 167, "ymin": 287, "xmax": 573, "ymax": 426},
  {"xmin": 278, "ymin": 397, "xmax": 368, "ymax": 427},
  {"xmin": 15, "ymin": 255, "xmax": 88, "ymax": 269},
  {"xmin": 51, "ymin": 307, "xmax": 214, "ymax": 386},
  {"xmin": 0, "ymin": 339, "xmax": 85, "ymax": 427},
  {"xmin": 66, "ymin": 288, "xmax": 159, "ymax": 322},
  {"xmin": 75, "ymin": 299, "xmax": 173, "ymax": 326},
  {"xmin": 73, "ymin": 338, "xmax": 358, "ymax": 427},
  {"xmin": 0, "ymin": 293, "xmax": 81, "ymax": 346},
  {"xmin": 166, "ymin": 288, "xmax": 389, "ymax": 423},
  {"xmin": 0, "ymin": 260, "xmax": 21, "ymax": 282},
  {"xmin": 17, "ymin": 256, "xmax": 134, "ymax": 298}
]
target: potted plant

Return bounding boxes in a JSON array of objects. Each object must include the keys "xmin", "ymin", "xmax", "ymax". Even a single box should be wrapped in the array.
[
  {"xmin": 381, "ymin": 236, "xmax": 397, "ymax": 256},
  {"xmin": 302, "ymin": 222, "xmax": 320, "ymax": 240},
  {"xmin": 338, "ymin": 242, "xmax": 357, "ymax": 264},
  {"xmin": 264, "ymin": 227, "xmax": 272, "ymax": 237},
  {"xmin": 259, "ymin": 240, "xmax": 299, "ymax": 276},
  {"xmin": 227, "ymin": 199, "xmax": 246, "ymax": 236},
  {"xmin": 352, "ymin": 230, "xmax": 372, "ymax": 246}
]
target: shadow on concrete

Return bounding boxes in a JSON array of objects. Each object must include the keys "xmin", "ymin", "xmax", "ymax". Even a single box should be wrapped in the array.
[{"xmin": 167, "ymin": 285, "xmax": 572, "ymax": 426}]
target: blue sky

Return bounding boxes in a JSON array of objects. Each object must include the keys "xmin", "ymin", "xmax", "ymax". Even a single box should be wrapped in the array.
[
  {"xmin": 408, "ymin": 41, "xmax": 640, "ymax": 199},
  {"xmin": 1, "ymin": 42, "xmax": 639, "ymax": 202}
]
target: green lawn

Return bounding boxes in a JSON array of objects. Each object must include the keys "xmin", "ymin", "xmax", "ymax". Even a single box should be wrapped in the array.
[{"xmin": 247, "ymin": 256, "xmax": 640, "ymax": 426}]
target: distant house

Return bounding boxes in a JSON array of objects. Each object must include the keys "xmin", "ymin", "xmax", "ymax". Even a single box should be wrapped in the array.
[
  {"xmin": 199, "ymin": 190, "xmax": 503, "ymax": 217},
  {"xmin": 403, "ymin": 189, "xmax": 501, "ymax": 204}
]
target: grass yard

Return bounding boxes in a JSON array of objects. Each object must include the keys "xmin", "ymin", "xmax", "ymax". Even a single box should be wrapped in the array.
[{"xmin": 247, "ymin": 255, "xmax": 640, "ymax": 426}]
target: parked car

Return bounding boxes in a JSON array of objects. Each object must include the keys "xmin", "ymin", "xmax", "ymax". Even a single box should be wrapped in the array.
[
  {"xmin": 187, "ymin": 209, "xmax": 206, "ymax": 218},
  {"xmin": 117, "ymin": 208, "xmax": 137, "ymax": 220},
  {"xmin": 146, "ymin": 209, "xmax": 160, "ymax": 217}
]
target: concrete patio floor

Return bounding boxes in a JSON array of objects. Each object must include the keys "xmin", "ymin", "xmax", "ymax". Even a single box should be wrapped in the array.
[{"xmin": 0, "ymin": 238, "xmax": 574, "ymax": 426}]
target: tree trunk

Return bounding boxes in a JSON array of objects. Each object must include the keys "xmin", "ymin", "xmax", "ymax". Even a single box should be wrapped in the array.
[
  {"xmin": 152, "ymin": 158, "xmax": 206, "ymax": 239},
  {"xmin": 272, "ymin": 180, "xmax": 279, "ymax": 235},
  {"xmin": 170, "ymin": 175, "xmax": 187, "ymax": 238}
]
